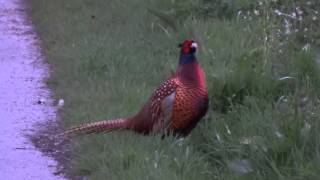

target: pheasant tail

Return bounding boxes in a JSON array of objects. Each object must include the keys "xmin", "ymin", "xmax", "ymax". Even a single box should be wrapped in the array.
[{"xmin": 59, "ymin": 118, "xmax": 128, "ymax": 137}]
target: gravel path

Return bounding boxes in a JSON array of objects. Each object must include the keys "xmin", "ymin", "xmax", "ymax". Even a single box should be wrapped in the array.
[{"xmin": 0, "ymin": 0, "xmax": 65, "ymax": 179}]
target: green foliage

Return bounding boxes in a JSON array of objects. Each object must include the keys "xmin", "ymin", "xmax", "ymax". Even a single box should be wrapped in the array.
[
  {"xmin": 29, "ymin": 0, "xmax": 320, "ymax": 179},
  {"xmin": 70, "ymin": 134, "xmax": 212, "ymax": 180}
]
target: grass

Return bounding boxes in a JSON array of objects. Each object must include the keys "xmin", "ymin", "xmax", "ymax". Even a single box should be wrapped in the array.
[{"xmin": 29, "ymin": 0, "xmax": 320, "ymax": 179}]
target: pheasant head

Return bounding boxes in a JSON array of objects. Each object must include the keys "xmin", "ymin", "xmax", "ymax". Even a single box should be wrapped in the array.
[{"xmin": 178, "ymin": 39, "xmax": 198, "ymax": 65}]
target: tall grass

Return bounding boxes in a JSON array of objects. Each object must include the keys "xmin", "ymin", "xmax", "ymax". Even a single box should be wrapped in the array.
[{"xmin": 29, "ymin": 0, "xmax": 320, "ymax": 179}]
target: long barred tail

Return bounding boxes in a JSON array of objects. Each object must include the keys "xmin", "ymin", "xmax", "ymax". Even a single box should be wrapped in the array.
[{"xmin": 58, "ymin": 118, "xmax": 128, "ymax": 137}]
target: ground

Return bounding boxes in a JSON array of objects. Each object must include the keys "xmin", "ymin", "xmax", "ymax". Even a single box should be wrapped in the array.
[{"xmin": 0, "ymin": 0, "xmax": 64, "ymax": 179}]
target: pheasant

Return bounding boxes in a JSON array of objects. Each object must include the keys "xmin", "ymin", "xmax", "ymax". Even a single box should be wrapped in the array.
[{"xmin": 62, "ymin": 39, "xmax": 209, "ymax": 137}]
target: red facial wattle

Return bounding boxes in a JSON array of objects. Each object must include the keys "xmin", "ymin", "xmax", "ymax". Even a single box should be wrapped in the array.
[
  {"xmin": 183, "ymin": 46, "xmax": 191, "ymax": 54},
  {"xmin": 181, "ymin": 40, "xmax": 195, "ymax": 54}
]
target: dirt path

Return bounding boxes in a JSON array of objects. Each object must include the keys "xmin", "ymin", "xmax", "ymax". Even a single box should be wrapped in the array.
[{"xmin": 0, "ymin": 0, "xmax": 65, "ymax": 179}]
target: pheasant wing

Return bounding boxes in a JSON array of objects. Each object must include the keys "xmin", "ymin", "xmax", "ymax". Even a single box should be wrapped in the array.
[{"xmin": 150, "ymin": 78, "xmax": 179, "ymax": 133}]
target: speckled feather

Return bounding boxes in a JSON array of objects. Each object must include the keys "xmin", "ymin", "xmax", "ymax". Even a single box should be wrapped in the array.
[
  {"xmin": 152, "ymin": 78, "xmax": 178, "ymax": 125},
  {"xmin": 170, "ymin": 86, "xmax": 208, "ymax": 135}
]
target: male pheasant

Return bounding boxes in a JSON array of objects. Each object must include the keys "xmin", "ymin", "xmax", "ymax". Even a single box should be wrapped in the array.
[{"xmin": 62, "ymin": 39, "xmax": 209, "ymax": 137}]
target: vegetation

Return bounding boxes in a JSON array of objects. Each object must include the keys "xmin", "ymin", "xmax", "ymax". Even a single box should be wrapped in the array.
[{"xmin": 29, "ymin": 0, "xmax": 320, "ymax": 179}]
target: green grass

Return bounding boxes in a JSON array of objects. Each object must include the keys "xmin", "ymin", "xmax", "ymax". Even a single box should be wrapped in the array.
[{"xmin": 29, "ymin": 0, "xmax": 320, "ymax": 179}]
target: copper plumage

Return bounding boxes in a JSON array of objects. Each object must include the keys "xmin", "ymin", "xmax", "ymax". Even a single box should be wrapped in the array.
[{"xmin": 61, "ymin": 39, "xmax": 209, "ymax": 137}]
